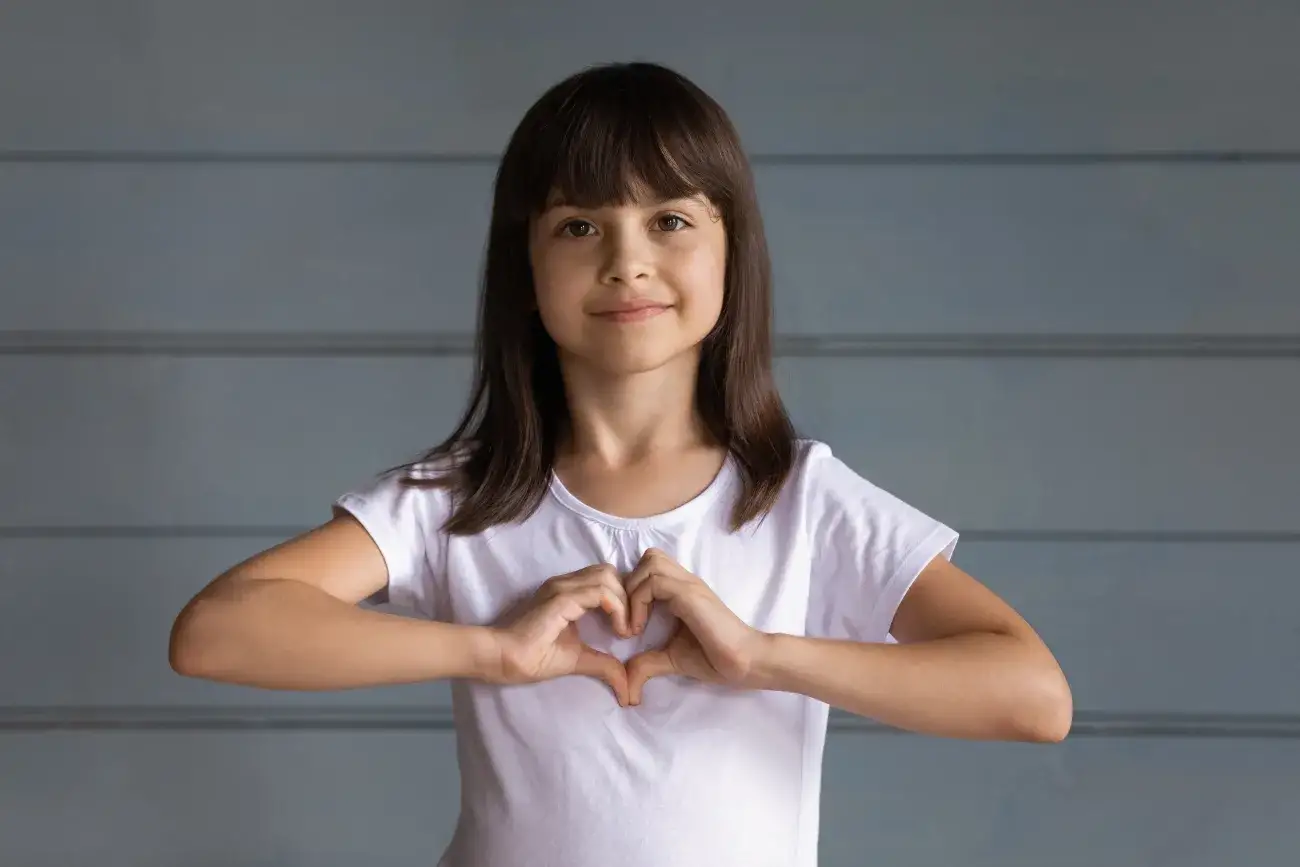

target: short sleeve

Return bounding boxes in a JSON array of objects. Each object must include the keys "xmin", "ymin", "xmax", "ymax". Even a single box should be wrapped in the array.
[
  {"xmin": 332, "ymin": 464, "xmax": 446, "ymax": 619},
  {"xmin": 802, "ymin": 443, "xmax": 959, "ymax": 644}
]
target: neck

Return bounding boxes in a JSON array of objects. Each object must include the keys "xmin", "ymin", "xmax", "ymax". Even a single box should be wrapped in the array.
[{"xmin": 555, "ymin": 349, "xmax": 714, "ymax": 467}]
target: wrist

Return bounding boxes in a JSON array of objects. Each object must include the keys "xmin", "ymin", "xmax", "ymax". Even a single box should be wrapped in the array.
[
  {"xmin": 429, "ymin": 622, "xmax": 502, "ymax": 682},
  {"xmin": 465, "ymin": 625, "xmax": 506, "ymax": 682},
  {"xmin": 742, "ymin": 630, "xmax": 792, "ymax": 692}
]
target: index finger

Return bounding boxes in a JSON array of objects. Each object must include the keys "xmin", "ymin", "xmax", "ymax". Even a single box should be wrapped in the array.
[{"xmin": 588, "ymin": 568, "xmax": 633, "ymax": 638}]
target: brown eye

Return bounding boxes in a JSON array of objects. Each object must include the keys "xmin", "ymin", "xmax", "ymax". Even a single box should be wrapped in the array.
[
  {"xmin": 561, "ymin": 220, "xmax": 595, "ymax": 237},
  {"xmin": 658, "ymin": 214, "xmax": 688, "ymax": 231}
]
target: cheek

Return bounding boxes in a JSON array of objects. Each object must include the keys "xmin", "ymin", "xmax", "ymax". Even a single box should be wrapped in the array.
[
  {"xmin": 531, "ymin": 256, "xmax": 588, "ymax": 335},
  {"xmin": 676, "ymin": 248, "xmax": 727, "ymax": 329}
]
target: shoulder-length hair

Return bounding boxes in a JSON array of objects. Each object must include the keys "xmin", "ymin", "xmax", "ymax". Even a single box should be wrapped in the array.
[{"xmin": 396, "ymin": 61, "xmax": 797, "ymax": 534}]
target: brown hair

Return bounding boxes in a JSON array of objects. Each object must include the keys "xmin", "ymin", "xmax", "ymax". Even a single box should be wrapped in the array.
[{"xmin": 395, "ymin": 61, "xmax": 797, "ymax": 534}]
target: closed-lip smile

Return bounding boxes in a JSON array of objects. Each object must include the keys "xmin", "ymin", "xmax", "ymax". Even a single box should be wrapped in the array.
[{"xmin": 592, "ymin": 301, "xmax": 672, "ymax": 323}]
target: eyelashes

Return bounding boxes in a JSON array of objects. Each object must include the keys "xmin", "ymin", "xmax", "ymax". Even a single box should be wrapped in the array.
[
  {"xmin": 657, "ymin": 214, "xmax": 689, "ymax": 233},
  {"xmin": 558, "ymin": 213, "xmax": 692, "ymax": 238},
  {"xmin": 559, "ymin": 220, "xmax": 596, "ymax": 238}
]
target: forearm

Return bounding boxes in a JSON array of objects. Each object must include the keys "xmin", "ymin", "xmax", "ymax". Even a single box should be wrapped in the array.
[
  {"xmin": 748, "ymin": 631, "xmax": 1072, "ymax": 742},
  {"xmin": 170, "ymin": 577, "xmax": 496, "ymax": 690}
]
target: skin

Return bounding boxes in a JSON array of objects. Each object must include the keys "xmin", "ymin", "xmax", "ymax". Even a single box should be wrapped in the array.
[
  {"xmin": 529, "ymin": 190, "xmax": 726, "ymax": 380},
  {"xmin": 170, "ymin": 186, "xmax": 1072, "ymax": 744}
]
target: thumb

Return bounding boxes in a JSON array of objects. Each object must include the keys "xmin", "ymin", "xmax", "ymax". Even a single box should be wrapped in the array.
[
  {"xmin": 626, "ymin": 648, "xmax": 676, "ymax": 706},
  {"xmin": 573, "ymin": 645, "xmax": 630, "ymax": 707}
]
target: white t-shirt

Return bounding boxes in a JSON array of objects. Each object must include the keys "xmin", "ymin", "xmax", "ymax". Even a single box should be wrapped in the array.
[{"xmin": 334, "ymin": 438, "xmax": 958, "ymax": 867}]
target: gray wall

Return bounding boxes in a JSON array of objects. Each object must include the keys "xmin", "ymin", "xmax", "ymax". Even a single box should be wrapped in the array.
[{"xmin": 2, "ymin": 2, "xmax": 1299, "ymax": 864}]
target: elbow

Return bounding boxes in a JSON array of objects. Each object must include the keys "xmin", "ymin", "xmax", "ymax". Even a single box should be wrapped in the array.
[
  {"xmin": 169, "ymin": 571, "xmax": 261, "ymax": 678},
  {"xmin": 168, "ymin": 595, "xmax": 230, "ymax": 679},
  {"xmin": 168, "ymin": 604, "xmax": 205, "ymax": 677},
  {"xmin": 1011, "ymin": 665, "xmax": 1074, "ymax": 743}
]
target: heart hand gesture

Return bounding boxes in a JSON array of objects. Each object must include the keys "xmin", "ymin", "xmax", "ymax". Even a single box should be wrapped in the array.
[{"xmin": 484, "ymin": 551, "xmax": 770, "ymax": 707}]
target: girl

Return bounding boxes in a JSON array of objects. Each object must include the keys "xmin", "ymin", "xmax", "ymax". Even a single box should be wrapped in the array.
[{"xmin": 170, "ymin": 61, "xmax": 1071, "ymax": 866}]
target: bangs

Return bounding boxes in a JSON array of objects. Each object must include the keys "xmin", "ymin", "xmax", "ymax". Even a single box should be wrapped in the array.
[
  {"xmin": 501, "ymin": 63, "xmax": 740, "ymax": 220},
  {"xmin": 540, "ymin": 110, "xmax": 710, "ymax": 211}
]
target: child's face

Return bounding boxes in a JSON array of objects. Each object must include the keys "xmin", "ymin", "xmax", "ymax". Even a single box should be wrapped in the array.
[{"xmin": 528, "ymin": 192, "xmax": 727, "ymax": 376}]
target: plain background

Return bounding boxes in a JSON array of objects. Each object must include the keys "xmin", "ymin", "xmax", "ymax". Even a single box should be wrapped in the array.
[{"xmin": 1, "ymin": 1, "xmax": 1298, "ymax": 864}]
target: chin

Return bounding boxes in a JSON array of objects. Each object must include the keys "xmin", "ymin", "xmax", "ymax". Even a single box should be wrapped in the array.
[{"xmin": 570, "ymin": 341, "xmax": 698, "ymax": 377}]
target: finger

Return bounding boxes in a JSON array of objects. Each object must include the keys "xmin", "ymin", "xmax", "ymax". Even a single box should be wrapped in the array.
[
  {"xmin": 548, "ymin": 582, "xmax": 634, "ymax": 649},
  {"xmin": 548, "ymin": 566, "xmax": 632, "ymax": 637},
  {"xmin": 545, "ymin": 562, "xmax": 617, "ymax": 594},
  {"xmin": 623, "ymin": 557, "xmax": 648, "ymax": 598},
  {"xmin": 630, "ymin": 557, "xmax": 722, "ymax": 643},
  {"xmin": 624, "ymin": 554, "xmax": 665, "ymax": 634},
  {"xmin": 627, "ymin": 570, "xmax": 675, "ymax": 636},
  {"xmin": 587, "ymin": 567, "xmax": 633, "ymax": 637},
  {"xmin": 537, "ymin": 584, "xmax": 616, "ymax": 644},
  {"xmin": 598, "ymin": 593, "xmax": 632, "ymax": 638},
  {"xmin": 566, "ymin": 563, "xmax": 617, "ymax": 581},
  {"xmin": 573, "ymin": 645, "xmax": 630, "ymax": 707},
  {"xmin": 626, "ymin": 648, "xmax": 676, "ymax": 706},
  {"xmin": 623, "ymin": 548, "xmax": 665, "ymax": 596}
]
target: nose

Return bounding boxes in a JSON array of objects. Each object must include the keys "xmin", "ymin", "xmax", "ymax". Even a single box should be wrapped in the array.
[{"xmin": 598, "ymin": 228, "xmax": 654, "ymax": 285}]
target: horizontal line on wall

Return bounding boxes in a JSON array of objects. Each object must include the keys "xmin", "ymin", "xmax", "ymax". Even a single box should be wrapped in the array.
[
  {"xmin": 778, "ymin": 334, "xmax": 1300, "ymax": 358},
  {"xmin": 3, "ymin": 706, "xmax": 1298, "ymax": 738},
  {"xmin": 2, "ymin": 526, "xmax": 1297, "ymax": 543},
  {"xmin": 3, "ymin": 332, "xmax": 1299, "ymax": 359},
  {"xmin": 0, "ymin": 331, "xmax": 477, "ymax": 357},
  {"xmin": 3, "ymin": 150, "xmax": 1300, "ymax": 166}
]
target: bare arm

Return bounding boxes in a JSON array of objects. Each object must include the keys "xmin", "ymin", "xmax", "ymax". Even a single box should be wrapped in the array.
[
  {"xmin": 168, "ymin": 512, "xmax": 495, "ymax": 691},
  {"xmin": 748, "ymin": 555, "xmax": 1073, "ymax": 741}
]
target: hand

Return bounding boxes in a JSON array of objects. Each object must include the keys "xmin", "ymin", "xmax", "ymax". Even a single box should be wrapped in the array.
[
  {"xmin": 485, "ymin": 564, "xmax": 634, "ymax": 706},
  {"xmin": 623, "ymin": 548, "xmax": 771, "ymax": 705}
]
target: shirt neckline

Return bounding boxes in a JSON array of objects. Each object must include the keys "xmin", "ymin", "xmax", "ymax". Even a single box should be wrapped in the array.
[{"xmin": 547, "ymin": 451, "xmax": 737, "ymax": 531}]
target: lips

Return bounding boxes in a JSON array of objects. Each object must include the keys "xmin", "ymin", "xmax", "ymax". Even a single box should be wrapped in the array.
[{"xmin": 592, "ymin": 303, "xmax": 671, "ymax": 323}]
